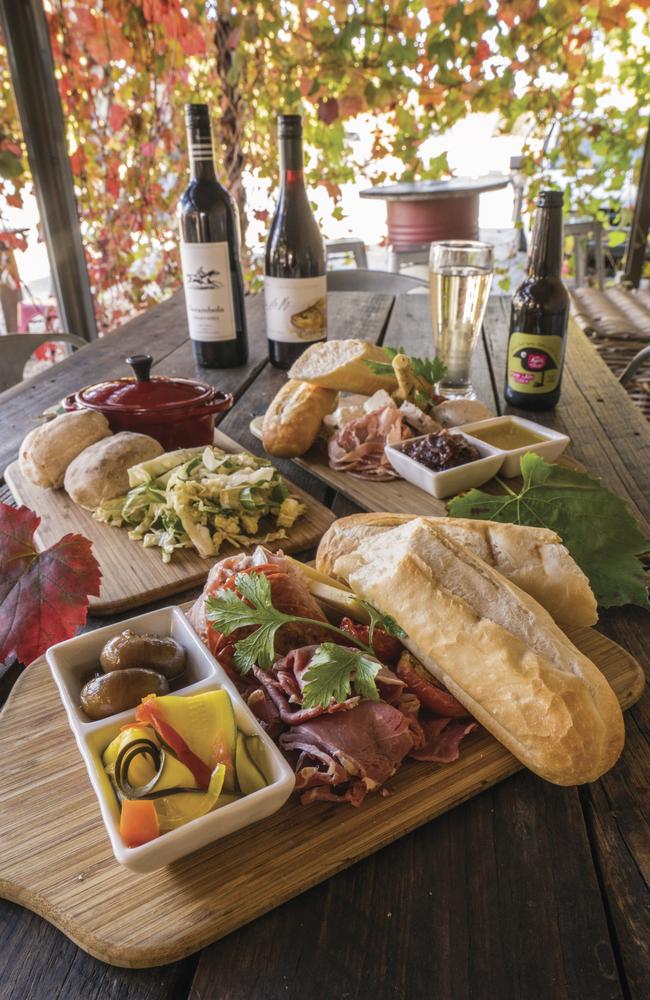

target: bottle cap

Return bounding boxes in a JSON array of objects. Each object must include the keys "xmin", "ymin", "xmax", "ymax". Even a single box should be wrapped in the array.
[
  {"xmin": 278, "ymin": 114, "xmax": 302, "ymax": 139},
  {"xmin": 185, "ymin": 103, "xmax": 210, "ymax": 126},
  {"xmin": 537, "ymin": 189, "xmax": 564, "ymax": 207}
]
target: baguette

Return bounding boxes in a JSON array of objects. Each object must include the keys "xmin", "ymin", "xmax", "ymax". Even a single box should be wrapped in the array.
[
  {"xmin": 332, "ymin": 518, "xmax": 624, "ymax": 785},
  {"xmin": 316, "ymin": 512, "xmax": 598, "ymax": 628},
  {"xmin": 287, "ymin": 339, "xmax": 397, "ymax": 394},
  {"xmin": 262, "ymin": 380, "xmax": 338, "ymax": 457}
]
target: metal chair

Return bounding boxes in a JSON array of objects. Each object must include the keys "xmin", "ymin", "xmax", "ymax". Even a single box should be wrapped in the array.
[
  {"xmin": 326, "ymin": 238, "xmax": 368, "ymax": 269},
  {"xmin": 0, "ymin": 332, "xmax": 87, "ymax": 392},
  {"xmin": 564, "ymin": 219, "xmax": 606, "ymax": 289},
  {"xmin": 619, "ymin": 344, "xmax": 650, "ymax": 387},
  {"xmin": 326, "ymin": 268, "xmax": 427, "ymax": 293}
]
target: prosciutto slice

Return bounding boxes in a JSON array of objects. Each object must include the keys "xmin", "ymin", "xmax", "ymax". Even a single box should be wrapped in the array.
[
  {"xmin": 328, "ymin": 405, "xmax": 411, "ymax": 480},
  {"xmin": 410, "ymin": 718, "xmax": 478, "ymax": 763},
  {"xmin": 281, "ymin": 699, "xmax": 414, "ymax": 805}
]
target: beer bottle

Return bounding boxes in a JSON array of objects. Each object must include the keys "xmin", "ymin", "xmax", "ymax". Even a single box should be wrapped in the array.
[{"xmin": 505, "ymin": 190, "xmax": 569, "ymax": 410}]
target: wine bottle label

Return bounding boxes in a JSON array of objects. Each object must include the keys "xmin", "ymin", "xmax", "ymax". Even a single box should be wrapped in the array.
[
  {"xmin": 506, "ymin": 332, "xmax": 564, "ymax": 394},
  {"xmin": 180, "ymin": 241, "xmax": 236, "ymax": 342},
  {"xmin": 264, "ymin": 275, "xmax": 327, "ymax": 342}
]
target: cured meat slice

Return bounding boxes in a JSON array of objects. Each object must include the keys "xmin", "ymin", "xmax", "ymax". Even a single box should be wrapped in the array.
[
  {"xmin": 281, "ymin": 699, "xmax": 414, "ymax": 805},
  {"xmin": 396, "ymin": 651, "xmax": 469, "ymax": 718},
  {"xmin": 253, "ymin": 645, "xmax": 360, "ymax": 725},
  {"xmin": 255, "ymin": 645, "xmax": 408, "ymax": 727},
  {"xmin": 328, "ymin": 405, "xmax": 411, "ymax": 480},
  {"xmin": 410, "ymin": 718, "xmax": 478, "ymax": 763}
]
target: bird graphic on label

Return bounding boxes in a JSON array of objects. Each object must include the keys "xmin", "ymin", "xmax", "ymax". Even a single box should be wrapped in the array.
[{"xmin": 513, "ymin": 347, "xmax": 558, "ymax": 387}]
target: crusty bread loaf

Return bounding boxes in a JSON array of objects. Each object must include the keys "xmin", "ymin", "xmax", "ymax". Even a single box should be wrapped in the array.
[
  {"xmin": 316, "ymin": 512, "xmax": 598, "ymax": 628},
  {"xmin": 262, "ymin": 380, "xmax": 338, "ymax": 457},
  {"xmin": 19, "ymin": 410, "xmax": 112, "ymax": 489},
  {"xmin": 332, "ymin": 519, "xmax": 624, "ymax": 785},
  {"xmin": 287, "ymin": 339, "xmax": 397, "ymax": 394}
]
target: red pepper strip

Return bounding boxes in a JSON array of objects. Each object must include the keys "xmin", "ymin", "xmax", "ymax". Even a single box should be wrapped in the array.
[
  {"xmin": 213, "ymin": 563, "xmax": 285, "ymax": 594},
  {"xmin": 396, "ymin": 653, "xmax": 469, "ymax": 719},
  {"xmin": 339, "ymin": 617, "xmax": 404, "ymax": 665},
  {"xmin": 135, "ymin": 700, "xmax": 212, "ymax": 789}
]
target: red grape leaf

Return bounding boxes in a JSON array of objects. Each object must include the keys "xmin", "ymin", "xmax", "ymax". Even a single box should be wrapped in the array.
[{"xmin": 0, "ymin": 504, "xmax": 102, "ymax": 666}]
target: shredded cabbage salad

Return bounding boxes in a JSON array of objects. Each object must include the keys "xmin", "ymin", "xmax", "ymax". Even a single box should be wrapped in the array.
[{"xmin": 95, "ymin": 445, "xmax": 306, "ymax": 563}]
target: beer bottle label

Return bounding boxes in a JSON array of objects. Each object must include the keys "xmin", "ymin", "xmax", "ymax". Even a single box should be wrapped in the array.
[{"xmin": 506, "ymin": 332, "xmax": 564, "ymax": 395}]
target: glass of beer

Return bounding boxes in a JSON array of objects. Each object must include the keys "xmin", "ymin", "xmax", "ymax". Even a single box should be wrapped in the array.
[{"xmin": 429, "ymin": 240, "xmax": 494, "ymax": 398}]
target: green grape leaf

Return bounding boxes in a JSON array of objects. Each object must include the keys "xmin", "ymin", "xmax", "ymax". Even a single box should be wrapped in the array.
[{"xmin": 447, "ymin": 454, "xmax": 649, "ymax": 610}]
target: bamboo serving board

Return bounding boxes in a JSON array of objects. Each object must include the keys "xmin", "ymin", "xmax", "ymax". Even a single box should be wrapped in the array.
[
  {"xmin": 0, "ymin": 622, "xmax": 643, "ymax": 968},
  {"xmin": 4, "ymin": 430, "xmax": 335, "ymax": 615},
  {"xmin": 249, "ymin": 416, "xmax": 583, "ymax": 516}
]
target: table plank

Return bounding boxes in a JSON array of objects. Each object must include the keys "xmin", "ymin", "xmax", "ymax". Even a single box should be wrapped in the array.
[
  {"xmin": 0, "ymin": 289, "xmax": 644, "ymax": 999},
  {"xmin": 190, "ymin": 775, "xmax": 623, "ymax": 1000},
  {"xmin": 0, "ymin": 291, "xmax": 269, "ymax": 474},
  {"xmin": 483, "ymin": 294, "xmax": 650, "ymax": 1000},
  {"xmin": 0, "ymin": 900, "xmax": 197, "ymax": 1000}
]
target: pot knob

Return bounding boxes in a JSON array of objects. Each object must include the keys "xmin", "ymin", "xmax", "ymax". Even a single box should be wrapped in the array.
[{"xmin": 125, "ymin": 354, "xmax": 153, "ymax": 382}]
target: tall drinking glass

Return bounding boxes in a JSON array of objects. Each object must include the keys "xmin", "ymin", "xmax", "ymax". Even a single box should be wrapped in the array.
[{"xmin": 429, "ymin": 240, "xmax": 494, "ymax": 398}]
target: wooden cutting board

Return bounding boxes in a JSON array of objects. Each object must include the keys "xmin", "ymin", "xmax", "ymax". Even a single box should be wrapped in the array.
[
  {"xmin": 0, "ymin": 622, "xmax": 643, "ymax": 968},
  {"xmin": 4, "ymin": 430, "xmax": 335, "ymax": 615},
  {"xmin": 249, "ymin": 416, "xmax": 584, "ymax": 516}
]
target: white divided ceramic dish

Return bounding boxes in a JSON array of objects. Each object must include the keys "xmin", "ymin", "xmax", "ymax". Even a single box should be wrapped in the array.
[
  {"xmin": 452, "ymin": 415, "xmax": 570, "ymax": 478},
  {"xmin": 46, "ymin": 606, "xmax": 295, "ymax": 873},
  {"xmin": 385, "ymin": 433, "xmax": 505, "ymax": 500}
]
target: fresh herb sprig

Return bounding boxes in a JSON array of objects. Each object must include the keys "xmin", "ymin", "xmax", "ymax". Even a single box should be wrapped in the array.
[
  {"xmin": 204, "ymin": 571, "xmax": 406, "ymax": 707},
  {"xmin": 355, "ymin": 598, "xmax": 405, "ymax": 646},
  {"xmin": 365, "ymin": 346, "xmax": 447, "ymax": 392},
  {"xmin": 301, "ymin": 644, "xmax": 384, "ymax": 709}
]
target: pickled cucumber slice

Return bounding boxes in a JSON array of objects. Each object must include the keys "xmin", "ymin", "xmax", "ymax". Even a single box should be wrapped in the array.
[{"xmin": 235, "ymin": 732, "xmax": 267, "ymax": 795}]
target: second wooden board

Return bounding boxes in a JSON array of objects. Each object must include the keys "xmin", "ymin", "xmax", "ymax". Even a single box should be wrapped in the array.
[
  {"xmin": 4, "ymin": 430, "xmax": 335, "ymax": 615},
  {"xmin": 249, "ymin": 416, "xmax": 582, "ymax": 516}
]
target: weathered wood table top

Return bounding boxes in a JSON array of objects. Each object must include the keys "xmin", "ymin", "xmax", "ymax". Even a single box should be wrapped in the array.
[{"xmin": 0, "ymin": 291, "xmax": 648, "ymax": 1000}]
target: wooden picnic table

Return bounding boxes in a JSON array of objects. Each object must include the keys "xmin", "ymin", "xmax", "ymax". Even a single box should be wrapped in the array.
[{"xmin": 0, "ymin": 290, "xmax": 648, "ymax": 1000}]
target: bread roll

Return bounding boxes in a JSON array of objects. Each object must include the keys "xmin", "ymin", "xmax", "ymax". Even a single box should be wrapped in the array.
[
  {"xmin": 262, "ymin": 380, "xmax": 338, "ymax": 457},
  {"xmin": 287, "ymin": 339, "xmax": 397, "ymax": 394},
  {"xmin": 19, "ymin": 410, "xmax": 112, "ymax": 488},
  {"xmin": 333, "ymin": 518, "xmax": 624, "ymax": 785},
  {"xmin": 64, "ymin": 432, "xmax": 163, "ymax": 510},
  {"xmin": 316, "ymin": 512, "xmax": 598, "ymax": 628}
]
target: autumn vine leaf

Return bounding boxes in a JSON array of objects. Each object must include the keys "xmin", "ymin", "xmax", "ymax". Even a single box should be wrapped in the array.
[{"xmin": 0, "ymin": 504, "xmax": 101, "ymax": 667}]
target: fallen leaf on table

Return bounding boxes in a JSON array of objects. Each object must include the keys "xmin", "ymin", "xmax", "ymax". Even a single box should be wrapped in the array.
[
  {"xmin": 447, "ymin": 454, "xmax": 649, "ymax": 610},
  {"xmin": 0, "ymin": 503, "xmax": 101, "ymax": 666}
]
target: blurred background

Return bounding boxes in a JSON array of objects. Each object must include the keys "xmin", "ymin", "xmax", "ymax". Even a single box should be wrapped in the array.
[{"xmin": 1, "ymin": 0, "xmax": 648, "ymax": 338}]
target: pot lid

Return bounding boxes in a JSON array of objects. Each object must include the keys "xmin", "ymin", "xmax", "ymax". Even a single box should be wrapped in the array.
[{"xmin": 77, "ymin": 355, "xmax": 216, "ymax": 412}]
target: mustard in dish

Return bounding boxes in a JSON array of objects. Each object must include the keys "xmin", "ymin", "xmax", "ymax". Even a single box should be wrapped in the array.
[{"xmin": 469, "ymin": 420, "xmax": 548, "ymax": 451}]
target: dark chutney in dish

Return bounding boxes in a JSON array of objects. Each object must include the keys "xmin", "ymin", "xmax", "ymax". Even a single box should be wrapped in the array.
[{"xmin": 402, "ymin": 430, "xmax": 481, "ymax": 472}]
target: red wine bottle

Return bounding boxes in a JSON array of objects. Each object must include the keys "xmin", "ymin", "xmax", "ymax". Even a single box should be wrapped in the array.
[
  {"xmin": 505, "ymin": 190, "xmax": 569, "ymax": 410},
  {"xmin": 178, "ymin": 103, "xmax": 248, "ymax": 369},
  {"xmin": 265, "ymin": 114, "xmax": 326, "ymax": 370}
]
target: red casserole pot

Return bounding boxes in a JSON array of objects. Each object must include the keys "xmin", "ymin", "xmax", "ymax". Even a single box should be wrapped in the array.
[{"xmin": 63, "ymin": 355, "xmax": 233, "ymax": 451}]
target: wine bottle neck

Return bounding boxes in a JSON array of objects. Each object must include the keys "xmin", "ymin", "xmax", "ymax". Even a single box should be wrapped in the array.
[
  {"xmin": 528, "ymin": 204, "xmax": 563, "ymax": 278},
  {"xmin": 186, "ymin": 123, "xmax": 217, "ymax": 181},
  {"xmin": 279, "ymin": 136, "xmax": 305, "ymax": 190}
]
